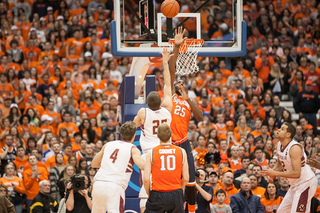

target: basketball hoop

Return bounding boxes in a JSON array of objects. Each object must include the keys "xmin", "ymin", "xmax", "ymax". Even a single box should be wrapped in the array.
[{"xmin": 168, "ymin": 39, "xmax": 204, "ymax": 75}]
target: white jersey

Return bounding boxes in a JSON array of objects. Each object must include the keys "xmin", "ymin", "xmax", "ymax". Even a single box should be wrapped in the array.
[
  {"xmin": 94, "ymin": 141, "xmax": 134, "ymax": 189},
  {"xmin": 140, "ymin": 107, "xmax": 171, "ymax": 152},
  {"xmin": 277, "ymin": 140, "xmax": 315, "ymax": 186}
]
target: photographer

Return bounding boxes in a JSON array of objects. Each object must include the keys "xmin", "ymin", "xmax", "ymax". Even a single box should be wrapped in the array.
[
  {"xmin": 194, "ymin": 169, "xmax": 213, "ymax": 213},
  {"xmin": 65, "ymin": 175, "xmax": 92, "ymax": 213}
]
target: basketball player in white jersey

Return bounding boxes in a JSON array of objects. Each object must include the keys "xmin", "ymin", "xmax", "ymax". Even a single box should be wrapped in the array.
[
  {"xmin": 133, "ymin": 48, "xmax": 173, "ymax": 212},
  {"xmin": 91, "ymin": 121, "xmax": 145, "ymax": 213},
  {"xmin": 261, "ymin": 122, "xmax": 317, "ymax": 213}
]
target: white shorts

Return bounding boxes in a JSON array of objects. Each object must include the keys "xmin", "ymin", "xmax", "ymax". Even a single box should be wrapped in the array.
[
  {"xmin": 139, "ymin": 152, "xmax": 148, "ymax": 200},
  {"xmin": 92, "ymin": 181, "xmax": 125, "ymax": 213},
  {"xmin": 278, "ymin": 176, "xmax": 317, "ymax": 213}
]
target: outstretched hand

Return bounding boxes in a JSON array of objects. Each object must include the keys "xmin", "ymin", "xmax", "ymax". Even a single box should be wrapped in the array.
[
  {"xmin": 160, "ymin": 48, "xmax": 174, "ymax": 63},
  {"xmin": 174, "ymin": 27, "xmax": 186, "ymax": 46}
]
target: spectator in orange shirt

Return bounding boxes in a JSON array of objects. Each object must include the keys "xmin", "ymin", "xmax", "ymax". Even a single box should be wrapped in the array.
[
  {"xmin": 0, "ymin": 94, "xmax": 12, "ymax": 117},
  {"xmin": 0, "ymin": 73, "xmax": 14, "ymax": 98},
  {"xmin": 66, "ymin": 30, "xmax": 85, "ymax": 57},
  {"xmin": 249, "ymin": 174, "xmax": 266, "ymax": 198},
  {"xmin": 216, "ymin": 168, "xmax": 239, "ymax": 199},
  {"xmin": 260, "ymin": 182, "xmax": 283, "ymax": 213},
  {"xmin": 250, "ymin": 118, "xmax": 263, "ymax": 138},
  {"xmin": 80, "ymin": 97, "xmax": 101, "ymax": 119},
  {"xmin": 247, "ymin": 95, "xmax": 266, "ymax": 120},
  {"xmin": 57, "ymin": 112, "xmax": 79, "ymax": 137},
  {"xmin": 24, "ymin": 95, "xmax": 45, "ymax": 117},
  {"xmin": 228, "ymin": 145, "xmax": 242, "ymax": 171},
  {"xmin": 13, "ymin": 146, "xmax": 28, "ymax": 174},
  {"xmin": 23, "ymin": 154, "xmax": 48, "ymax": 211},
  {"xmin": 255, "ymin": 46, "xmax": 274, "ymax": 89},
  {"xmin": 45, "ymin": 143, "xmax": 68, "ymax": 171}
]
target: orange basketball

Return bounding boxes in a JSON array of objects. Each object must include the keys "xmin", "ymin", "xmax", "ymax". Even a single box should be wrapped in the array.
[{"xmin": 161, "ymin": 0, "xmax": 180, "ymax": 18}]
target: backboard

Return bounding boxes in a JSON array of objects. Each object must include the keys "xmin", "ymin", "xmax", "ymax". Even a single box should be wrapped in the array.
[{"xmin": 111, "ymin": 0, "xmax": 247, "ymax": 57}]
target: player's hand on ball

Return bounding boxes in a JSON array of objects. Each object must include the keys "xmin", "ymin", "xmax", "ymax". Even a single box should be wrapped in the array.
[
  {"xmin": 174, "ymin": 26, "xmax": 186, "ymax": 45},
  {"xmin": 160, "ymin": 48, "xmax": 174, "ymax": 63}
]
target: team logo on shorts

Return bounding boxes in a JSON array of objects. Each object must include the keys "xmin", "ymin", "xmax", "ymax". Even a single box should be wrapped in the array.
[{"xmin": 299, "ymin": 204, "xmax": 305, "ymax": 212}]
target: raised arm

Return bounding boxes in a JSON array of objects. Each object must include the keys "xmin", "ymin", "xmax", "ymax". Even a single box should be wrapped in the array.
[
  {"xmin": 91, "ymin": 144, "xmax": 107, "ymax": 168},
  {"xmin": 169, "ymin": 27, "xmax": 186, "ymax": 95},
  {"xmin": 160, "ymin": 48, "xmax": 173, "ymax": 111}
]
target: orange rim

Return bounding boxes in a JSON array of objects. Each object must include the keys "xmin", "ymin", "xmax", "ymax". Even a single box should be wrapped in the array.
[{"xmin": 169, "ymin": 39, "xmax": 204, "ymax": 54}]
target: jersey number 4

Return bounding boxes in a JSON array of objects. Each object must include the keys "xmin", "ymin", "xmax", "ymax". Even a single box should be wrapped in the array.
[
  {"xmin": 110, "ymin": 149, "xmax": 119, "ymax": 163},
  {"xmin": 160, "ymin": 155, "xmax": 176, "ymax": 171},
  {"xmin": 174, "ymin": 105, "xmax": 186, "ymax": 117},
  {"xmin": 152, "ymin": 119, "xmax": 167, "ymax": 135}
]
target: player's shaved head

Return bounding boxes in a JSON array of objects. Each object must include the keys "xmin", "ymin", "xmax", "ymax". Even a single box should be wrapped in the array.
[
  {"xmin": 157, "ymin": 123, "xmax": 171, "ymax": 142},
  {"xmin": 283, "ymin": 122, "xmax": 296, "ymax": 139},
  {"xmin": 147, "ymin": 91, "xmax": 161, "ymax": 110},
  {"xmin": 120, "ymin": 121, "xmax": 137, "ymax": 141}
]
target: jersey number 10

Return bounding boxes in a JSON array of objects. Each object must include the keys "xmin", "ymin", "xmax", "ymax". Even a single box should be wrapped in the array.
[{"xmin": 160, "ymin": 155, "xmax": 176, "ymax": 171}]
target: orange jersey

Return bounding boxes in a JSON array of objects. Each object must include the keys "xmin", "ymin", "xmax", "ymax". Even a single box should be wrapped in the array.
[
  {"xmin": 171, "ymin": 94, "xmax": 191, "ymax": 144},
  {"xmin": 80, "ymin": 105, "xmax": 101, "ymax": 119},
  {"xmin": 261, "ymin": 196, "xmax": 283, "ymax": 213},
  {"xmin": 23, "ymin": 166, "xmax": 48, "ymax": 200},
  {"xmin": 151, "ymin": 144, "xmax": 183, "ymax": 192},
  {"xmin": 215, "ymin": 123, "xmax": 227, "ymax": 139},
  {"xmin": 229, "ymin": 158, "xmax": 242, "ymax": 171}
]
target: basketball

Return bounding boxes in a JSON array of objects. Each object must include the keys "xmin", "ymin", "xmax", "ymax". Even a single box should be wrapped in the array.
[{"xmin": 161, "ymin": 0, "xmax": 180, "ymax": 18}]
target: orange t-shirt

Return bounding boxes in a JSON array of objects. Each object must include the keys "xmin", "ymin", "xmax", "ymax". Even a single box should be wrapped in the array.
[
  {"xmin": 45, "ymin": 155, "xmax": 68, "ymax": 169},
  {"xmin": 229, "ymin": 158, "xmax": 242, "ymax": 171},
  {"xmin": 0, "ymin": 83, "xmax": 15, "ymax": 96},
  {"xmin": 0, "ymin": 176, "xmax": 26, "ymax": 195},
  {"xmin": 23, "ymin": 166, "xmax": 48, "ymax": 200},
  {"xmin": 13, "ymin": 155, "xmax": 29, "ymax": 174},
  {"xmin": 260, "ymin": 196, "xmax": 283, "ymax": 213},
  {"xmin": 24, "ymin": 105, "xmax": 45, "ymax": 116},
  {"xmin": 57, "ymin": 123, "xmax": 79, "ymax": 137},
  {"xmin": 253, "ymin": 158, "xmax": 269, "ymax": 170},
  {"xmin": 171, "ymin": 94, "xmax": 191, "ymax": 144},
  {"xmin": 252, "ymin": 186, "xmax": 266, "ymax": 198},
  {"xmin": 66, "ymin": 38, "xmax": 85, "ymax": 56},
  {"xmin": 80, "ymin": 105, "xmax": 101, "ymax": 119},
  {"xmin": 151, "ymin": 144, "xmax": 183, "ymax": 192},
  {"xmin": 42, "ymin": 111, "xmax": 62, "ymax": 129}
]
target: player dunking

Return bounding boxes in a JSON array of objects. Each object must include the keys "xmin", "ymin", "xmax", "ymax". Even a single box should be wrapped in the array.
[
  {"xmin": 91, "ymin": 121, "xmax": 145, "ymax": 213},
  {"xmin": 170, "ymin": 27, "xmax": 204, "ymax": 213},
  {"xmin": 261, "ymin": 122, "xmax": 317, "ymax": 213},
  {"xmin": 144, "ymin": 123, "xmax": 189, "ymax": 213},
  {"xmin": 133, "ymin": 48, "xmax": 173, "ymax": 213}
]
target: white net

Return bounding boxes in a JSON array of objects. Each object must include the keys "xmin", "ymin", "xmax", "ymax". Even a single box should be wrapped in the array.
[{"xmin": 169, "ymin": 39, "xmax": 204, "ymax": 75}]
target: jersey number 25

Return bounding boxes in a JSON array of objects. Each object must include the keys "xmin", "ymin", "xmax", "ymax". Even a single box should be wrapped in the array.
[{"xmin": 174, "ymin": 105, "xmax": 185, "ymax": 117}]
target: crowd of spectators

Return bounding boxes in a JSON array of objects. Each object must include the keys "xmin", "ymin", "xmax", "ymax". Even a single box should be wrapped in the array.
[{"xmin": 0, "ymin": 0, "xmax": 320, "ymax": 213}]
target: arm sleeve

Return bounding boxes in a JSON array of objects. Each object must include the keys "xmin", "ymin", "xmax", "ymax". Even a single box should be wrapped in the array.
[
  {"xmin": 5, "ymin": 197, "xmax": 15, "ymax": 213},
  {"xmin": 256, "ymin": 198, "xmax": 265, "ymax": 213},
  {"xmin": 23, "ymin": 172, "xmax": 35, "ymax": 190},
  {"xmin": 14, "ymin": 178, "xmax": 26, "ymax": 194},
  {"xmin": 30, "ymin": 201, "xmax": 44, "ymax": 213}
]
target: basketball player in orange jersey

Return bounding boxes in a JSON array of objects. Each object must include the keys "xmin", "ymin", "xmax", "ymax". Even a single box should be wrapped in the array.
[
  {"xmin": 144, "ymin": 123, "xmax": 189, "ymax": 213},
  {"xmin": 261, "ymin": 122, "xmax": 317, "ymax": 213},
  {"xmin": 91, "ymin": 121, "xmax": 145, "ymax": 213},
  {"xmin": 170, "ymin": 27, "xmax": 204, "ymax": 213},
  {"xmin": 133, "ymin": 48, "xmax": 173, "ymax": 213}
]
